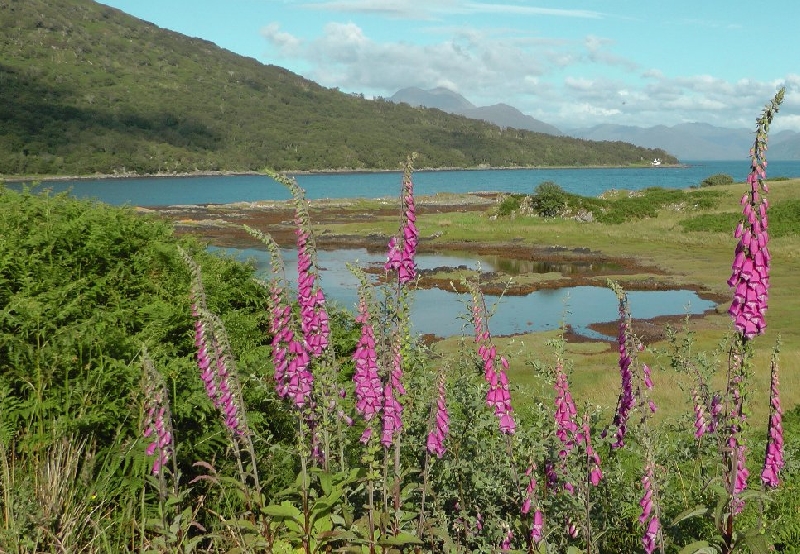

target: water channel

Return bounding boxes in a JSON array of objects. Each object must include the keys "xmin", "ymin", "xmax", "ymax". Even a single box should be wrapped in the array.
[{"xmin": 213, "ymin": 246, "xmax": 718, "ymax": 340}]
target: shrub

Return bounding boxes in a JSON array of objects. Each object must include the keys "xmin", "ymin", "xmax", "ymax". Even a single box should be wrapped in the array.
[
  {"xmin": 531, "ymin": 180, "xmax": 567, "ymax": 218},
  {"xmin": 496, "ymin": 194, "xmax": 523, "ymax": 216},
  {"xmin": 700, "ymin": 173, "xmax": 734, "ymax": 187}
]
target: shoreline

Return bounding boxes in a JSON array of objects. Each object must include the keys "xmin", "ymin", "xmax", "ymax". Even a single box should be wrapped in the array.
[{"xmin": 0, "ymin": 162, "xmax": 687, "ymax": 183}]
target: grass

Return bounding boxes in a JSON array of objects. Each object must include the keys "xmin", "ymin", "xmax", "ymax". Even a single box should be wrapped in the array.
[{"xmin": 311, "ymin": 179, "xmax": 800, "ymax": 426}]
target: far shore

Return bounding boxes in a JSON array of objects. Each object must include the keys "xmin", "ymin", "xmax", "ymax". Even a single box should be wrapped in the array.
[{"xmin": 0, "ymin": 162, "xmax": 687, "ymax": 183}]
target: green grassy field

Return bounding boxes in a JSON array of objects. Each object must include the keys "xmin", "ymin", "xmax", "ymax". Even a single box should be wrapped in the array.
[{"xmin": 317, "ymin": 179, "xmax": 800, "ymax": 426}]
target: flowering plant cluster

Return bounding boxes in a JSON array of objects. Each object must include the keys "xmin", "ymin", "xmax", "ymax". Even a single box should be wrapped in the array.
[{"xmin": 127, "ymin": 89, "xmax": 792, "ymax": 554}]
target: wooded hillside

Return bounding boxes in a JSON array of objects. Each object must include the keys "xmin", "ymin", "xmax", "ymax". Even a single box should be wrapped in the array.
[{"xmin": 0, "ymin": 0, "xmax": 677, "ymax": 176}]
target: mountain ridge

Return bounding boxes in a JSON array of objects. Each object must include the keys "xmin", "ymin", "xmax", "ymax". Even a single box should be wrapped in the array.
[
  {"xmin": 390, "ymin": 87, "xmax": 798, "ymax": 161},
  {"xmin": 390, "ymin": 87, "xmax": 563, "ymax": 136}
]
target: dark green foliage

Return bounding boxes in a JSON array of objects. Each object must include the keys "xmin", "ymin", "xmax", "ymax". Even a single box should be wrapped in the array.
[
  {"xmin": 531, "ymin": 180, "xmax": 568, "ymax": 218},
  {"xmin": 701, "ymin": 173, "xmax": 735, "ymax": 187},
  {"xmin": 493, "ymin": 183, "xmax": 724, "ymax": 224},
  {"xmin": 0, "ymin": 185, "xmax": 355, "ymax": 546},
  {"xmin": 680, "ymin": 212, "xmax": 741, "ymax": 233},
  {"xmin": 0, "ymin": 0, "xmax": 677, "ymax": 176},
  {"xmin": 496, "ymin": 194, "xmax": 523, "ymax": 216},
  {"xmin": 680, "ymin": 199, "xmax": 800, "ymax": 237}
]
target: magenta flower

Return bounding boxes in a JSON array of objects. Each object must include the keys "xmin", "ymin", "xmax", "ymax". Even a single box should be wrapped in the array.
[
  {"xmin": 426, "ymin": 371, "xmax": 449, "ymax": 458},
  {"xmin": 727, "ymin": 88, "xmax": 784, "ymax": 339},
  {"xmin": 381, "ymin": 383, "xmax": 403, "ymax": 448},
  {"xmin": 692, "ymin": 386, "xmax": 707, "ymax": 439},
  {"xmin": 639, "ymin": 463, "xmax": 661, "ymax": 554},
  {"xmin": 192, "ymin": 305, "xmax": 247, "ymax": 435},
  {"xmin": 295, "ymin": 225, "xmax": 330, "ymax": 357},
  {"xmin": 642, "ymin": 517, "xmax": 660, "ymax": 554},
  {"xmin": 472, "ymin": 286, "xmax": 515, "ymax": 434},
  {"xmin": 581, "ymin": 417, "xmax": 603, "ymax": 487},
  {"xmin": 608, "ymin": 290, "xmax": 635, "ymax": 449},
  {"xmin": 381, "ymin": 329, "xmax": 406, "ymax": 447},
  {"xmin": 500, "ymin": 526, "xmax": 513, "ymax": 551},
  {"xmin": 142, "ymin": 356, "xmax": 174, "ymax": 476},
  {"xmin": 521, "ymin": 464, "xmax": 537, "ymax": 515},
  {"xmin": 531, "ymin": 509, "xmax": 544, "ymax": 545},
  {"xmin": 385, "ymin": 159, "xmax": 418, "ymax": 284},
  {"xmin": 553, "ymin": 361, "xmax": 578, "ymax": 456},
  {"xmin": 352, "ymin": 296, "xmax": 384, "ymax": 423},
  {"xmin": 761, "ymin": 353, "xmax": 785, "ymax": 488}
]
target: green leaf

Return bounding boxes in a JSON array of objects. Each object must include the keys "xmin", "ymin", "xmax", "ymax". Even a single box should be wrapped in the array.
[
  {"xmin": 673, "ymin": 505, "xmax": 709, "ymax": 524},
  {"xmin": 261, "ymin": 502, "xmax": 302, "ymax": 520},
  {"xmin": 313, "ymin": 468, "xmax": 333, "ymax": 496},
  {"xmin": 742, "ymin": 530, "xmax": 771, "ymax": 554},
  {"xmin": 678, "ymin": 541, "xmax": 710, "ymax": 554},
  {"xmin": 379, "ymin": 532, "xmax": 423, "ymax": 546}
]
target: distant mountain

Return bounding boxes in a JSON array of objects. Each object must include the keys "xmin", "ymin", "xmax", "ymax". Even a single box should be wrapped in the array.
[
  {"xmin": 390, "ymin": 87, "xmax": 563, "ymax": 136},
  {"xmin": 769, "ymin": 132, "xmax": 800, "ymax": 160},
  {"xmin": 390, "ymin": 86, "xmax": 476, "ymax": 112},
  {"xmin": 569, "ymin": 123, "xmax": 800, "ymax": 161}
]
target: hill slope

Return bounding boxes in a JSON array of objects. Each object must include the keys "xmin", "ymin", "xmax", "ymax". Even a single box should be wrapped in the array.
[{"xmin": 0, "ymin": 0, "xmax": 676, "ymax": 176}]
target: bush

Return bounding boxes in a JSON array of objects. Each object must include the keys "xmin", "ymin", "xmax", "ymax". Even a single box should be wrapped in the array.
[
  {"xmin": 496, "ymin": 194, "xmax": 523, "ymax": 216},
  {"xmin": 531, "ymin": 180, "xmax": 567, "ymax": 218},
  {"xmin": 701, "ymin": 173, "xmax": 734, "ymax": 187}
]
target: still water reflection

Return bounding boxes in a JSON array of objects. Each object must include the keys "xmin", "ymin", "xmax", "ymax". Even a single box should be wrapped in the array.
[{"xmin": 212, "ymin": 246, "xmax": 716, "ymax": 340}]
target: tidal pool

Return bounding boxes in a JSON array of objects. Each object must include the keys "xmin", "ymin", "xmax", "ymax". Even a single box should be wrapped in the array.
[{"xmin": 211, "ymin": 246, "xmax": 717, "ymax": 340}]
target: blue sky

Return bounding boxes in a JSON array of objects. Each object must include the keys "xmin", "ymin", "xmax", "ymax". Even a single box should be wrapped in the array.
[{"xmin": 99, "ymin": 0, "xmax": 800, "ymax": 131}]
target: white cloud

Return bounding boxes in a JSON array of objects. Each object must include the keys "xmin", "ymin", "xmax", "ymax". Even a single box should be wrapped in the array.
[
  {"xmin": 260, "ymin": 19, "xmax": 799, "ymax": 131},
  {"xmin": 260, "ymin": 22, "xmax": 302, "ymax": 55}
]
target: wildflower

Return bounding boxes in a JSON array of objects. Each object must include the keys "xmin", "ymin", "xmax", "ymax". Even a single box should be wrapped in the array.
[
  {"xmin": 381, "ymin": 383, "xmax": 403, "ymax": 448},
  {"xmin": 380, "ymin": 328, "xmax": 406, "ymax": 447},
  {"xmin": 472, "ymin": 285, "xmax": 515, "ymax": 434},
  {"xmin": 352, "ymin": 295, "xmax": 384, "ymax": 422},
  {"xmin": 642, "ymin": 516, "xmax": 660, "ymax": 554},
  {"xmin": 385, "ymin": 157, "xmax": 418, "ymax": 284},
  {"xmin": 761, "ymin": 350, "xmax": 784, "ymax": 488},
  {"xmin": 609, "ymin": 306, "xmax": 634, "ymax": 448},
  {"xmin": 426, "ymin": 371, "xmax": 449, "ymax": 458},
  {"xmin": 295, "ymin": 215, "xmax": 330, "ymax": 357},
  {"xmin": 553, "ymin": 361, "xmax": 578, "ymax": 456},
  {"xmin": 727, "ymin": 87, "xmax": 784, "ymax": 339},
  {"xmin": 639, "ymin": 463, "xmax": 661, "ymax": 554},
  {"xmin": 142, "ymin": 354, "xmax": 173, "ymax": 476},
  {"xmin": 581, "ymin": 416, "xmax": 603, "ymax": 487},
  {"xmin": 692, "ymin": 387, "xmax": 707, "ymax": 439},
  {"xmin": 182, "ymin": 248, "xmax": 250, "ymax": 436},
  {"xmin": 521, "ymin": 464, "xmax": 537, "ymax": 515},
  {"xmin": 500, "ymin": 526, "xmax": 513, "ymax": 551},
  {"xmin": 531, "ymin": 509, "xmax": 544, "ymax": 545}
]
